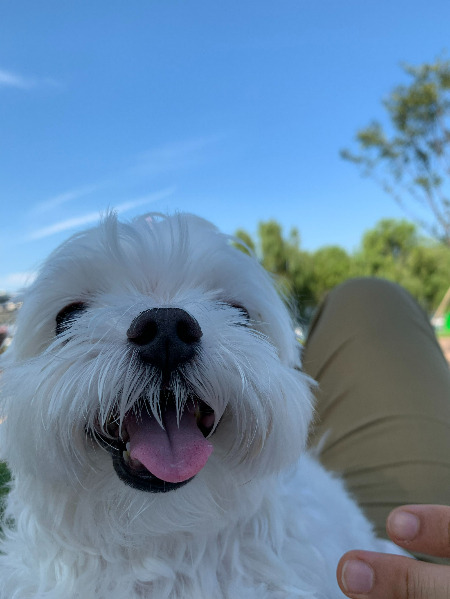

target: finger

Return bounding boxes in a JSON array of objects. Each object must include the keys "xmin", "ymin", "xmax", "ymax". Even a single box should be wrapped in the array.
[
  {"xmin": 387, "ymin": 505, "xmax": 450, "ymax": 558},
  {"xmin": 337, "ymin": 550, "xmax": 450, "ymax": 599}
]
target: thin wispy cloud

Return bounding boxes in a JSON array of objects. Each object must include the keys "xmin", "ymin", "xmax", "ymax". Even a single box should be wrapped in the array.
[
  {"xmin": 29, "ymin": 211, "xmax": 107, "ymax": 241},
  {"xmin": 34, "ymin": 184, "xmax": 100, "ymax": 213},
  {"xmin": 0, "ymin": 67, "xmax": 60, "ymax": 90},
  {"xmin": 27, "ymin": 187, "xmax": 176, "ymax": 241},
  {"xmin": 32, "ymin": 134, "xmax": 219, "ymax": 216},
  {"xmin": 131, "ymin": 136, "xmax": 223, "ymax": 178},
  {"xmin": 0, "ymin": 68, "xmax": 34, "ymax": 89},
  {"xmin": 112, "ymin": 190, "xmax": 175, "ymax": 214}
]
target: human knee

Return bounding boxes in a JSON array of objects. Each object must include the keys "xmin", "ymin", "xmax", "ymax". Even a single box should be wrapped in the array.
[
  {"xmin": 328, "ymin": 277, "xmax": 420, "ymax": 321},
  {"xmin": 308, "ymin": 277, "xmax": 426, "ymax": 344}
]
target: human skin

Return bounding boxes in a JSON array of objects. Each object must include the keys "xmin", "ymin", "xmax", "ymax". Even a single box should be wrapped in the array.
[{"xmin": 337, "ymin": 505, "xmax": 450, "ymax": 599}]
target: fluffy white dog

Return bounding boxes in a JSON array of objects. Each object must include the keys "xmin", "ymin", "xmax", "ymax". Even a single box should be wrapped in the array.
[{"xmin": 0, "ymin": 213, "xmax": 398, "ymax": 598}]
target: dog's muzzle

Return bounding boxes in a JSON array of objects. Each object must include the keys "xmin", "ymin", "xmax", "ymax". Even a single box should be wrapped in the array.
[{"xmin": 90, "ymin": 308, "xmax": 216, "ymax": 494}]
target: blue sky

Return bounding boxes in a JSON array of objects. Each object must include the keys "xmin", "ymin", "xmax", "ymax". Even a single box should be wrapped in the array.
[{"xmin": 1, "ymin": 0, "xmax": 449, "ymax": 293}]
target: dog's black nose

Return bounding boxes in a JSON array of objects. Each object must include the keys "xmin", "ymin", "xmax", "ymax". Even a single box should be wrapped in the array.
[{"xmin": 127, "ymin": 308, "xmax": 202, "ymax": 372}]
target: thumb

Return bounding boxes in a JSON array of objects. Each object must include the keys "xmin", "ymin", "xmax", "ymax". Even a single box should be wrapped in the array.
[{"xmin": 337, "ymin": 550, "xmax": 450, "ymax": 599}]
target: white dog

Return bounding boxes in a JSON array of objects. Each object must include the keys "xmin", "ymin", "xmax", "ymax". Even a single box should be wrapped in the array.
[{"xmin": 0, "ymin": 213, "xmax": 398, "ymax": 598}]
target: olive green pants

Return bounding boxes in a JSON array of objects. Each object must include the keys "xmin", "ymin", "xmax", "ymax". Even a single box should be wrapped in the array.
[{"xmin": 304, "ymin": 278, "xmax": 450, "ymax": 561}]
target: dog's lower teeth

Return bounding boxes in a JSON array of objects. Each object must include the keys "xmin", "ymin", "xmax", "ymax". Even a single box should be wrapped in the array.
[
  {"xmin": 129, "ymin": 456, "xmax": 145, "ymax": 470},
  {"xmin": 121, "ymin": 447, "xmax": 143, "ymax": 470},
  {"xmin": 122, "ymin": 451, "xmax": 144, "ymax": 471}
]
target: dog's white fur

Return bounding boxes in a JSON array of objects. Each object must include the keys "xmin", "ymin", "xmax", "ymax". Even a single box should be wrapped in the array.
[{"xmin": 0, "ymin": 213, "xmax": 398, "ymax": 598}]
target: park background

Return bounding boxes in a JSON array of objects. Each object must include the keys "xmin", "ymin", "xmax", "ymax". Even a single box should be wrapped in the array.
[
  {"xmin": 1, "ymin": 0, "xmax": 450, "ymax": 516},
  {"xmin": 1, "ymin": 1, "xmax": 449, "ymax": 348}
]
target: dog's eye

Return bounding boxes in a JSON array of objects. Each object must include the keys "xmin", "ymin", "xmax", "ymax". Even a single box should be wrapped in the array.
[
  {"xmin": 230, "ymin": 304, "xmax": 250, "ymax": 324},
  {"xmin": 56, "ymin": 302, "xmax": 87, "ymax": 336}
]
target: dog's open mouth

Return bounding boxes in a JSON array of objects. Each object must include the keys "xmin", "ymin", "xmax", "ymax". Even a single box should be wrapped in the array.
[{"xmin": 92, "ymin": 393, "xmax": 215, "ymax": 493}]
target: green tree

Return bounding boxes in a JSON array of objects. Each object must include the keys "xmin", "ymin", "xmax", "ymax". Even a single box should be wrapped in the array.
[
  {"xmin": 235, "ymin": 217, "xmax": 448, "ymax": 318},
  {"xmin": 354, "ymin": 219, "xmax": 449, "ymax": 312},
  {"xmin": 234, "ymin": 228, "xmax": 256, "ymax": 256},
  {"xmin": 283, "ymin": 247, "xmax": 316, "ymax": 316},
  {"xmin": 310, "ymin": 246, "xmax": 352, "ymax": 303},
  {"xmin": 258, "ymin": 220, "xmax": 289, "ymax": 275},
  {"xmin": 257, "ymin": 220, "xmax": 313, "ymax": 306},
  {"xmin": 355, "ymin": 219, "xmax": 418, "ymax": 276},
  {"xmin": 341, "ymin": 58, "xmax": 450, "ymax": 245},
  {"xmin": 235, "ymin": 221, "xmax": 316, "ymax": 316},
  {"xmin": 407, "ymin": 243, "xmax": 450, "ymax": 312}
]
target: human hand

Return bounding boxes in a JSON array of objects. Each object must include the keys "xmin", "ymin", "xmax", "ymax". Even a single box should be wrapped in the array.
[{"xmin": 336, "ymin": 505, "xmax": 450, "ymax": 598}]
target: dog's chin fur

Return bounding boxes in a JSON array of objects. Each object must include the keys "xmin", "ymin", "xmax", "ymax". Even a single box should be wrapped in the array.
[{"xmin": 0, "ymin": 213, "xmax": 399, "ymax": 598}]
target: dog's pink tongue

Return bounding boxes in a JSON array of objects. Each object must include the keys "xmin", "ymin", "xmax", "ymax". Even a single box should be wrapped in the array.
[{"xmin": 124, "ymin": 409, "xmax": 213, "ymax": 483}]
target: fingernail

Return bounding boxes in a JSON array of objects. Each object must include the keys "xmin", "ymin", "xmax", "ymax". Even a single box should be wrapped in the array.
[
  {"xmin": 388, "ymin": 510, "xmax": 420, "ymax": 541},
  {"xmin": 341, "ymin": 559, "xmax": 374, "ymax": 594}
]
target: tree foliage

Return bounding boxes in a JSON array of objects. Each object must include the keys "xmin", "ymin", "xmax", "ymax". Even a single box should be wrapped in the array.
[
  {"xmin": 237, "ymin": 218, "xmax": 450, "ymax": 319},
  {"xmin": 341, "ymin": 58, "xmax": 450, "ymax": 246},
  {"xmin": 234, "ymin": 228, "xmax": 256, "ymax": 255},
  {"xmin": 258, "ymin": 221, "xmax": 290, "ymax": 275},
  {"xmin": 356, "ymin": 219, "xmax": 418, "ymax": 275},
  {"xmin": 310, "ymin": 246, "xmax": 352, "ymax": 303}
]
